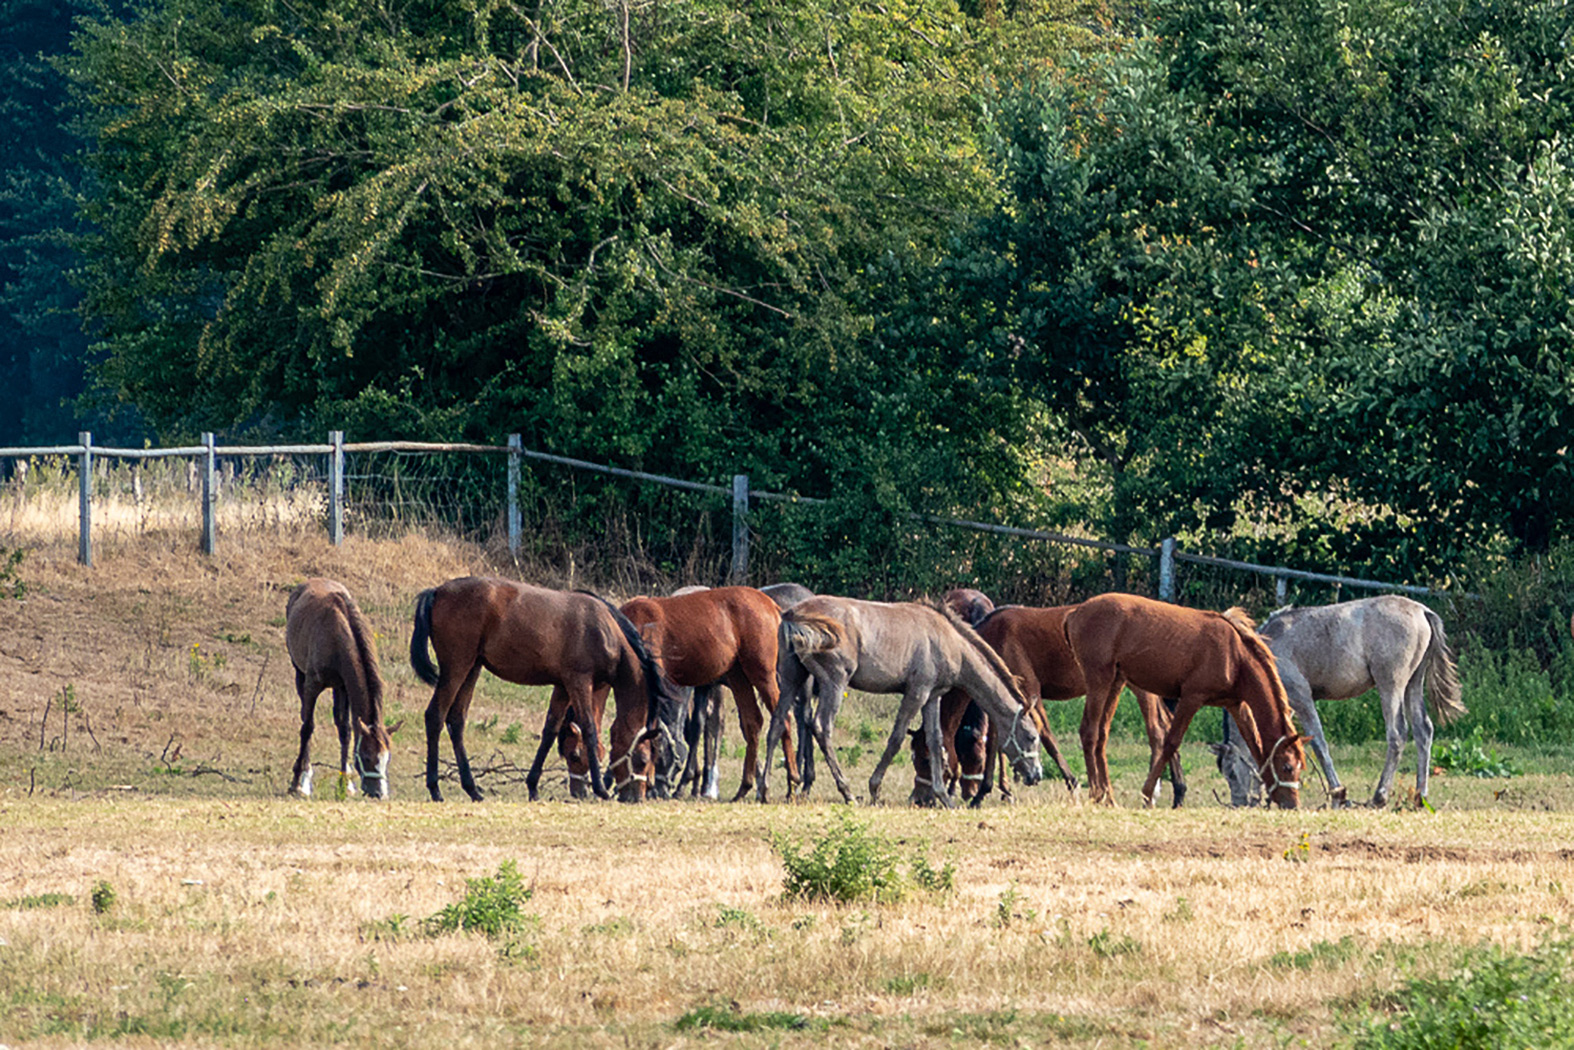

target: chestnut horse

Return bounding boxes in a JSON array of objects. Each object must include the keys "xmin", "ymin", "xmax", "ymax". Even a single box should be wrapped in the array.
[
  {"xmin": 409, "ymin": 577, "xmax": 680, "ymax": 802},
  {"xmin": 619, "ymin": 586, "xmax": 798, "ymax": 802},
  {"xmin": 765, "ymin": 597, "xmax": 1044, "ymax": 805},
  {"xmin": 286, "ymin": 578, "xmax": 394, "ymax": 798},
  {"xmin": 1065, "ymin": 593, "xmax": 1305, "ymax": 808}
]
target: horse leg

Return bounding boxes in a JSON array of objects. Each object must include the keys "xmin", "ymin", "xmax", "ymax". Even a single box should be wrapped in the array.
[
  {"xmin": 728, "ymin": 674, "xmax": 766, "ymax": 802},
  {"xmin": 919, "ymin": 691, "xmax": 953, "ymax": 809},
  {"xmin": 760, "ymin": 669, "xmax": 798, "ymax": 804},
  {"xmin": 703, "ymin": 687, "xmax": 725, "ymax": 800},
  {"xmin": 1404, "ymin": 671, "xmax": 1434, "ymax": 805},
  {"xmin": 1371, "ymin": 675, "xmax": 1409, "ymax": 808},
  {"xmin": 1132, "ymin": 689, "xmax": 1181, "ymax": 808},
  {"xmin": 289, "ymin": 670, "xmax": 320, "ymax": 796},
  {"xmin": 1279, "ymin": 663, "xmax": 1344, "ymax": 806},
  {"xmin": 679, "ymin": 684, "xmax": 707, "ymax": 797},
  {"xmin": 526, "ymin": 685, "xmax": 568, "ymax": 801},
  {"xmin": 575, "ymin": 684, "xmax": 613, "ymax": 802},
  {"xmin": 1140, "ymin": 700, "xmax": 1202, "ymax": 807},
  {"xmin": 445, "ymin": 681, "xmax": 485, "ymax": 802},
  {"xmin": 806, "ymin": 672, "xmax": 855, "ymax": 803},
  {"xmin": 1078, "ymin": 675, "xmax": 1124, "ymax": 805},
  {"xmin": 1030, "ymin": 696, "xmax": 1080, "ymax": 799},
  {"xmin": 423, "ymin": 660, "xmax": 480, "ymax": 802},
  {"xmin": 869, "ymin": 684, "xmax": 931, "ymax": 804},
  {"xmin": 332, "ymin": 683, "xmax": 358, "ymax": 796}
]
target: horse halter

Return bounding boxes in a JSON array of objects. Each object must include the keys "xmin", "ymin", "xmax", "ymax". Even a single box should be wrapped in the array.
[
  {"xmin": 607, "ymin": 751, "xmax": 649, "ymax": 794},
  {"xmin": 999, "ymin": 706, "xmax": 1034, "ymax": 771},
  {"xmin": 1257, "ymin": 734, "xmax": 1301, "ymax": 803}
]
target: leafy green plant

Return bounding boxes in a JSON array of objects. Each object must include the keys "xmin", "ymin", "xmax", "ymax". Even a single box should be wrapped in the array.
[
  {"xmin": 992, "ymin": 882, "xmax": 1035, "ymax": 928},
  {"xmin": 1352, "ymin": 938, "xmax": 1574, "ymax": 1049},
  {"xmin": 91, "ymin": 881, "xmax": 116, "ymax": 914},
  {"xmin": 500, "ymin": 722, "xmax": 523, "ymax": 745},
  {"xmin": 0, "ymin": 546, "xmax": 25, "ymax": 600},
  {"xmin": 361, "ymin": 914, "xmax": 411, "ymax": 942},
  {"xmin": 674, "ymin": 1001, "xmax": 810, "ymax": 1033},
  {"xmin": 422, "ymin": 860, "xmax": 537, "ymax": 961},
  {"xmin": 1270, "ymin": 936, "xmax": 1359, "ymax": 971},
  {"xmin": 1283, "ymin": 831, "xmax": 1312, "ymax": 863},
  {"xmin": 770, "ymin": 812, "xmax": 907, "ymax": 904},
  {"xmin": 1088, "ymin": 928, "xmax": 1141, "ymax": 958},
  {"xmin": 1433, "ymin": 727, "xmax": 1522, "ymax": 778},
  {"xmin": 910, "ymin": 849, "xmax": 956, "ymax": 895},
  {"xmin": 714, "ymin": 904, "xmax": 762, "ymax": 934},
  {"xmin": 885, "ymin": 972, "xmax": 933, "ymax": 995}
]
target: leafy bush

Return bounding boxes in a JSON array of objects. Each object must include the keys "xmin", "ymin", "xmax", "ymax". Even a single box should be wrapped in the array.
[
  {"xmin": 1353, "ymin": 939, "xmax": 1574, "ymax": 1049},
  {"xmin": 770, "ymin": 811, "xmax": 954, "ymax": 905},
  {"xmin": 91, "ymin": 881, "xmax": 116, "ymax": 914},
  {"xmin": 1432, "ymin": 727, "xmax": 1521, "ymax": 778},
  {"xmin": 422, "ymin": 860, "xmax": 537, "ymax": 956}
]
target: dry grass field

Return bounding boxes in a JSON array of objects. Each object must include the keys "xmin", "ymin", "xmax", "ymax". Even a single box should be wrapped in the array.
[{"xmin": 1, "ymin": 532, "xmax": 1572, "ymax": 1048}]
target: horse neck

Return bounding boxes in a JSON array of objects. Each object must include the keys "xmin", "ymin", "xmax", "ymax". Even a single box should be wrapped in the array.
[
  {"xmin": 1237, "ymin": 664, "xmax": 1291, "ymax": 757},
  {"xmin": 954, "ymin": 645, "xmax": 1020, "ymax": 724}
]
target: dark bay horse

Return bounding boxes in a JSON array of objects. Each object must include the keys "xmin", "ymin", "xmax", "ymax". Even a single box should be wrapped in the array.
[
  {"xmin": 766, "ymin": 597, "xmax": 1044, "ymax": 805},
  {"xmin": 409, "ymin": 577, "xmax": 679, "ymax": 802},
  {"xmin": 285, "ymin": 578, "xmax": 394, "ymax": 798},
  {"xmin": 618, "ymin": 586, "xmax": 798, "ymax": 802},
  {"xmin": 1065, "ymin": 593, "xmax": 1305, "ymax": 808},
  {"xmin": 1214, "ymin": 596, "xmax": 1465, "ymax": 808}
]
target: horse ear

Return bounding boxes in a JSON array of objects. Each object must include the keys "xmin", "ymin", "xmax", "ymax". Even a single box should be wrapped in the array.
[
  {"xmin": 1205, "ymin": 742, "xmax": 1226, "ymax": 756},
  {"xmin": 385, "ymin": 718, "xmax": 405, "ymax": 736}
]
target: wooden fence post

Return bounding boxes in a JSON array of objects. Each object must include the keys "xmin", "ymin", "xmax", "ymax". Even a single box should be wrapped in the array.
[
  {"xmin": 1276, "ymin": 574, "xmax": 1288, "ymax": 605},
  {"xmin": 328, "ymin": 430, "xmax": 344, "ymax": 546},
  {"xmin": 1158, "ymin": 536, "xmax": 1177, "ymax": 602},
  {"xmin": 77, "ymin": 431, "xmax": 92, "ymax": 567},
  {"xmin": 201, "ymin": 432, "xmax": 217, "ymax": 555},
  {"xmin": 730, "ymin": 473, "xmax": 750, "ymax": 584},
  {"xmin": 507, "ymin": 434, "xmax": 522, "ymax": 559}
]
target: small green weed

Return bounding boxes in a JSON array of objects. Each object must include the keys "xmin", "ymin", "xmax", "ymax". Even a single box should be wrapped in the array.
[
  {"xmin": 675, "ymin": 1001, "xmax": 810, "ymax": 1032},
  {"xmin": 422, "ymin": 860, "xmax": 538, "ymax": 960},
  {"xmin": 500, "ymin": 722, "xmax": 523, "ymax": 745},
  {"xmin": 992, "ymin": 882, "xmax": 1036, "ymax": 928},
  {"xmin": 1088, "ymin": 928, "xmax": 1141, "ymax": 957},
  {"xmin": 1434, "ymin": 727, "xmax": 1522, "ymax": 778},
  {"xmin": 361, "ymin": 914, "xmax": 412, "ymax": 942},
  {"xmin": 772, "ymin": 811, "xmax": 905, "ymax": 904},
  {"xmin": 91, "ymin": 881, "xmax": 116, "ymax": 914},
  {"xmin": 1283, "ymin": 831, "xmax": 1312, "ymax": 863},
  {"xmin": 885, "ymin": 972, "xmax": 934, "ymax": 995},
  {"xmin": 0, "ymin": 546, "xmax": 26, "ymax": 600},
  {"xmin": 1163, "ymin": 896, "xmax": 1194, "ymax": 923},
  {"xmin": 838, "ymin": 743, "xmax": 864, "ymax": 767},
  {"xmin": 715, "ymin": 904, "xmax": 762, "ymax": 933},
  {"xmin": 5, "ymin": 892, "xmax": 73, "ymax": 910},
  {"xmin": 1271, "ymin": 936, "xmax": 1359, "ymax": 971},
  {"xmin": 584, "ymin": 914, "xmax": 633, "ymax": 936}
]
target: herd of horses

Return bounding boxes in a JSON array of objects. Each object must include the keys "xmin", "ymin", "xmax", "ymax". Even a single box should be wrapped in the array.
[{"xmin": 284, "ymin": 575, "xmax": 1466, "ymax": 810}]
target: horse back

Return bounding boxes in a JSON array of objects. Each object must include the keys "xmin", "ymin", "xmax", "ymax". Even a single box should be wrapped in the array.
[
  {"xmin": 429, "ymin": 576, "xmax": 620, "ymax": 686},
  {"xmin": 286, "ymin": 578, "xmax": 383, "ymax": 705},
  {"xmin": 623, "ymin": 586, "xmax": 780, "ymax": 686},
  {"xmin": 978, "ymin": 604, "xmax": 1084, "ymax": 700},
  {"xmin": 1262, "ymin": 595, "xmax": 1429, "ymax": 701},
  {"xmin": 1066, "ymin": 593, "xmax": 1259, "ymax": 700}
]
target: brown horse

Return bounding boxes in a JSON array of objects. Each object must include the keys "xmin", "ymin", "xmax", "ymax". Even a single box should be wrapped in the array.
[
  {"xmin": 409, "ymin": 577, "xmax": 680, "ymax": 802},
  {"xmin": 908, "ymin": 700, "xmax": 992, "ymax": 803},
  {"xmin": 1065, "ymin": 593, "xmax": 1305, "ymax": 808},
  {"xmin": 618, "ymin": 586, "xmax": 798, "ymax": 802},
  {"xmin": 286, "ymin": 578, "xmax": 394, "ymax": 798}
]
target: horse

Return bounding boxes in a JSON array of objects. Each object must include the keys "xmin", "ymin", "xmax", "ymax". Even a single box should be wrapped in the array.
[
  {"xmin": 942, "ymin": 587, "xmax": 996, "ymax": 627},
  {"xmin": 285, "ymin": 578, "xmax": 394, "ymax": 798},
  {"xmin": 1211, "ymin": 595, "xmax": 1465, "ymax": 808},
  {"xmin": 907, "ymin": 700, "xmax": 991, "ymax": 803},
  {"xmin": 409, "ymin": 577, "xmax": 681, "ymax": 802},
  {"xmin": 676, "ymin": 582, "xmax": 816, "ymax": 800},
  {"xmin": 764, "ymin": 596, "xmax": 1045, "ymax": 805},
  {"xmin": 619, "ymin": 586, "xmax": 799, "ymax": 801},
  {"xmin": 1065, "ymin": 593, "xmax": 1305, "ymax": 808}
]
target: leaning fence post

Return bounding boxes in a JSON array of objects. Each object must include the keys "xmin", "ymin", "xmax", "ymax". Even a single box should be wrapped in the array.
[
  {"xmin": 200, "ymin": 432, "xmax": 217, "ymax": 555},
  {"xmin": 1158, "ymin": 536, "xmax": 1177, "ymax": 602},
  {"xmin": 507, "ymin": 434, "xmax": 522, "ymax": 558},
  {"xmin": 730, "ymin": 473, "xmax": 750, "ymax": 584},
  {"xmin": 328, "ymin": 430, "xmax": 344, "ymax": 545},
  {"xmin": 77, "ymin": 431, "xmax": 92, "ymax": 566},
  {"xmin": 1276, "ymin": 574, "xmax": 1288, "ymax": 605}
]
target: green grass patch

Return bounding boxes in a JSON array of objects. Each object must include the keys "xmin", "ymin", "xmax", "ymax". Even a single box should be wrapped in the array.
[
  {"xmin": 4, "ymin": 892, "xmax": 73, "ymax": 910},
  {"xmin": 674, "ymin": 1001, "xmax": 811, "ymax": 1033}
]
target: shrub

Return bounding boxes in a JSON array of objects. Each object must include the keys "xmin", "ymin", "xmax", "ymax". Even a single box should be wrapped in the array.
[
  {"xmin": 770, "ymin": 811, "xmax": 953, "ymax": 905},
  {"xmin": 423, "ymin": 861, "xmax": 536, "ymax": 944},
  {"xmin": 1353, "ymin": 939, "xmax": 1574, "ymax": 1049},
  {"xmin": 1432, "ymin": 727, "xmax": 1521, "ymax": 778},
  {"xmin": 91, "ymin": 881, "xmax": 116, "ymax": 914}
]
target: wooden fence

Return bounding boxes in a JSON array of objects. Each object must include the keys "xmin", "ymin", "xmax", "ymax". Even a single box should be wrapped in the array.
[{"xmin": 0, "ymin": 431, "xmax": 1443, "ymax": 601}]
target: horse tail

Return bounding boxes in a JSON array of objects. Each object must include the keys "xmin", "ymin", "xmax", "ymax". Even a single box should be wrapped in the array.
[
  {"xmin": 409, "ymin": 588, "xmax": 440, "ymax": 687},
  {"xmin": 585, "ymin": 592, "xmax": 681, "ymax": 734},
  {"xmin": 779, "ymin": 611, "xmax": 847, "ymax": 655},
  {"xmin": 1421, "ymin": 608, "xmax": 1467, "ymax": 726}
]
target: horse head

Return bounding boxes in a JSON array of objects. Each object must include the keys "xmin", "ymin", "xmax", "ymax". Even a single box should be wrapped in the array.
[
  {"xmin": 1000, "ymin": 704, "xmax": 1043, "ymax": 786},
  {"xmin": 640, "ymin": 682, "xmax": 693, "ymax": 800},
  {"xmin": 353, "ymin": 718, "xmax": 392, "ymax": 799},
  {"xmin": 1262, "ymin": 733, "xmax": 1305, "ymax": 809}
]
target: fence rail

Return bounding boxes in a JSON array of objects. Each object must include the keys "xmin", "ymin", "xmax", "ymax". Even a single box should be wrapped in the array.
[{"xmin": 0, "ymin": 431, "xmax": 1447, "ymax": 601}]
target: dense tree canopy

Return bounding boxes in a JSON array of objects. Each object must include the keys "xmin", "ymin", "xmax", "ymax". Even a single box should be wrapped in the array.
[{"xmin": 25, "ymin": 0, "xmax": 1574, "ymax": 582}]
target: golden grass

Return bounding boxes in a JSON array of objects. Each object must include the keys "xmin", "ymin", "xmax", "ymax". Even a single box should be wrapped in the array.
[{"xmin": 0, "ymin": 533, "xmax": 1572, "ymax": 1048}]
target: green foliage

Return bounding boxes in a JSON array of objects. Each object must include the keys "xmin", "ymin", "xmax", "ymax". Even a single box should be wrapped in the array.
[
  {"xmin": 1433, "ymin": 728, "xmax": 1522, "ymax": 779},
  {"xmin": 1087, "ymin": 928, "xmax": 1141, "ymax": 958},
  {"xmin": 992, "ymin": 882, "xmax": 1036, "ymax": 929},
  {"xmin": 674, "ymin": 1001, "xmax": 810, "ymax": 1033},
  {"xmin": 90, "ymin": 881, "xmax": 116, "ymax": 914},
  {"xmin": 5, "ymin": 892, "xmax": 73, "ymax": 910},
  {"xmin": 1353, "ymin": 939, "xmax": 1574, "ymax": 1049},
  {"xmin": 770, "ymin": 811, "xmax": 953, "ymax": 906},
  {"xmin": 0, "ymin": 547, "xmax": 24, "ymax": 599},
  {"xmin": 422, "ymin": 861, "xmax": 536, "ymax": 945},
  {"xmin": 1270, "ymin": 936, "xmax": 1359, "ymax": 971}
]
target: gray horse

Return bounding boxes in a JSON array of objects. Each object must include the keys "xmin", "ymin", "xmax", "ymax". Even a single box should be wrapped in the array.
[
  {"xmin": 1213, "ymin": 595, "xmax": 1465, "ymax": 808},
  {"xmin": 761, "ymin": 596, "xmax": 1044, "ymax": 805}
]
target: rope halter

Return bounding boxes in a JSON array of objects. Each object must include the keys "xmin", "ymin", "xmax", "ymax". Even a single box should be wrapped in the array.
[{"xmin": 1257, "ymin": 734, "xmax": 1301, "ymax": 803}]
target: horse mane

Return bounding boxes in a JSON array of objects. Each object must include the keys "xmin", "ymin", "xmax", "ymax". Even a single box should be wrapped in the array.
[
  {"xmin": 582, "ymin": 591, "xmax": 685, "ymax": 732},
  {"xmin": 1220, "ymin": 606, "xmax": 1296, "ymax": 729},
  {"xmin": 338, "ymin": 591, "xmax": 386, "ymax": 725},
  {"xmin": 935, "ymin": 602, "xmax": 1030, "ymax": 710}
]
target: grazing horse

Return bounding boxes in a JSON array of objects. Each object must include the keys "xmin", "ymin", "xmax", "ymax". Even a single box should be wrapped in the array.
[
  {"xmin": 764, "ymin": 597, "xmax": 1044, "ymax": 805},
  {"xmin": 908, "ymin": 701, "xmax": 991, "ymax": 803},
  {"xmin": 1066, "ymin": 593, "xmax": 1305, "ymax": 809},
  {"xmin": 285, "ymin": 578, "xmax": 393, "ymax": 798},
  {"xmin": 942, "ymin": 588, "xmax": 997, "ymax": 627},
  {"xmin": 618, "ymin": 586, "xmax": 797, "ymax": 802},
  {"xmin": 409, "ymin": 577, "xmax": 680, "ymax": 802},
  {"xmin": 1212, "ymin": 596, "xmax": 1465, "ymax": 808}
]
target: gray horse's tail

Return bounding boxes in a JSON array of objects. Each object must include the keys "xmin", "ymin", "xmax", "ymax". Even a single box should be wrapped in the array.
[
  {"xmin": 780, "ymin": 611, "xmax": 846, "ymax": 655},
  {"xmin": 1421, "ymin": 609, "xmax": 1467, "ymax": 725},
  {"xmin": 409, "ymin": 588, "xmax": 440, "ymax": 687}
]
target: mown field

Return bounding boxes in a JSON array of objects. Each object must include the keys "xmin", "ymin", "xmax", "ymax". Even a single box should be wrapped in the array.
[{"xmin": 1, "ymin": 532, "xmax": 1572, "ymax": 1048}]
